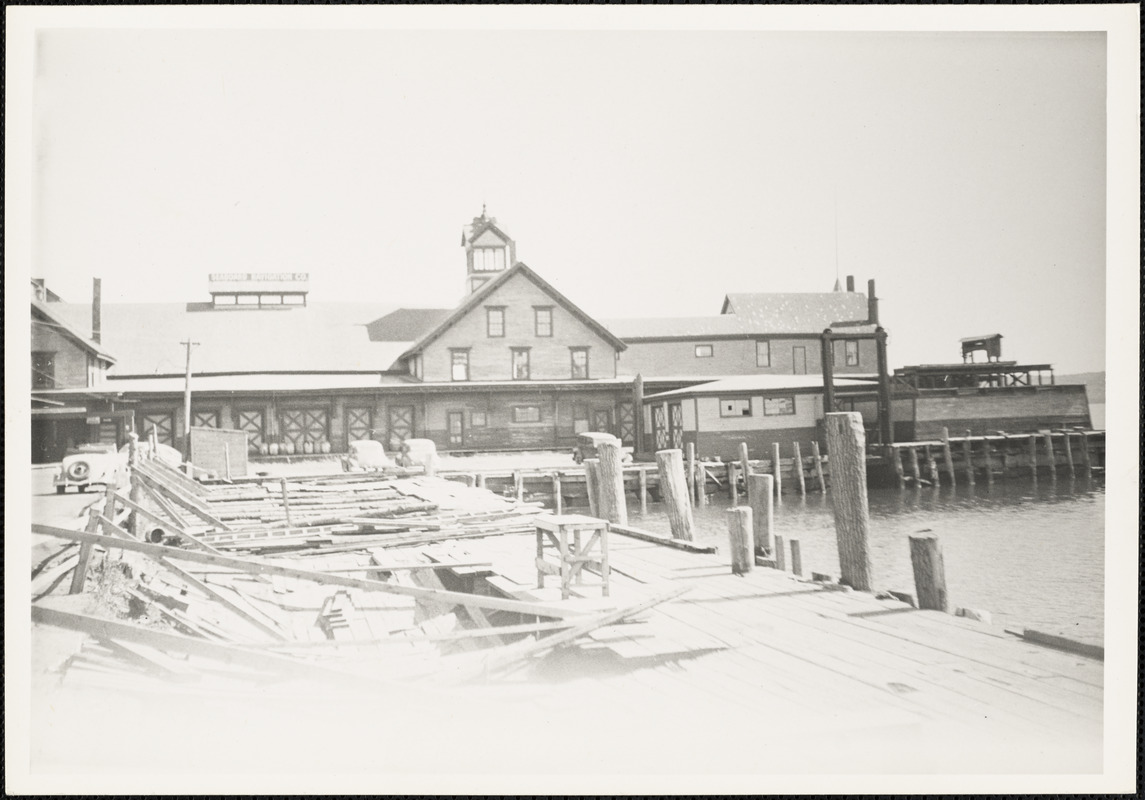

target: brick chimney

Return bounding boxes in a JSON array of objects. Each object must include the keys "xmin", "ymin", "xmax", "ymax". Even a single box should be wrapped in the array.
[
  {"xmin": 867, "ymin": 279, "xmax": 879, "ymax": 324},
  {"xmin": 92, "ymin": 278, "xmax": 102, "ymax": 344}
]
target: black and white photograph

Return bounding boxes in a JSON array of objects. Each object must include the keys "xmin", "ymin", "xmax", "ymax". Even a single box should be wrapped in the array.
[{"xmin": 6, "ymin": 4, "xmax": 1138, "ymax": 795}]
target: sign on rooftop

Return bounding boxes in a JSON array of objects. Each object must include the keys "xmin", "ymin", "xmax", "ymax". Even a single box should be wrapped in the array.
[{"xmin": 209, "ymin": 273, "xmax": 309, "ymax": 295}]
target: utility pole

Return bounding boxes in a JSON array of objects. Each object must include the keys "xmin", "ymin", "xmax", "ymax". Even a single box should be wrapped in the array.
[{"xmin": 181, "ymin": 340, "xmax": 200, "ymax": 470}]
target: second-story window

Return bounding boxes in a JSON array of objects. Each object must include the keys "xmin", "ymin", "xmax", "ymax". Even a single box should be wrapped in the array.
[
  {"xmin": 756, "ymin": 340, "xmax": 771, "ymax": 367},
  {"xmin": 845, "ymin": 340, "xmax": 860, "ymax": 366},
  {"xmin": 32, "ymin": 351, "xmax": 56, "ymax": 390},
  {"xmin": 511, "ymin": 348, "xmax": 531, "ymax": 380},
  {"xmin": 450, "ymin": 349, "xmax": 470, "ymax": 381},
  {"xmin": 570, "ymin": 347, "xmax": 589, "ymax": 379},
  {"xmin": 695, "ymin": 344, "xmax": 713, "ymax": 358},
  {"xmin": 535, "ymin": 307, "xmax": 553, "ymax": 337},
  {"xmin": 487, "ymin": 307, "xmax": 505, "ymax": 338}
]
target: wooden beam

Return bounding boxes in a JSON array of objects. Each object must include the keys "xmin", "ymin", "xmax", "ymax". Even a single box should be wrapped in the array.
[
  {"xmin": 114, "ymin": 490, "xmax": 224, "ymax": 554},
  {"xmin": 33, "ymin": 523, "xmax": 596, "ymax": 620},
  {"xmin": 133, "ymin": 469, "xmax": 232, "ymax": 530}
]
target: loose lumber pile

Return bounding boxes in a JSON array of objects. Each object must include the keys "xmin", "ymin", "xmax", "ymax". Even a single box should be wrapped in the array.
[{"xmin": 31, "ymin": 444, "xmax": 684, "ymax": 693}]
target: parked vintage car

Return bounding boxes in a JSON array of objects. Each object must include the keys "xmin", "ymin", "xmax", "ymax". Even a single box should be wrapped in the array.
[
  {"xmin": 54, "ymin": 443, "xmax": 121, "ymax": 494},
  {"xmin": 398, "ymin": 438, "xmax": 439, "ymax": 470},
  {"xmin": 341, "ymin": 439, "xmax": 396, "ymax": 472},
  {"xmin": 571, "ymin": 432, "xmax": 634, "ymax": 464}
]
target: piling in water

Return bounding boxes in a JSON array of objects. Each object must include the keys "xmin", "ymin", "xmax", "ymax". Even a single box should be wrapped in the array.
[
  {"xmin": 728, "ymin": 507, "xmax": 753, "ymax": 576},
  {"xmin": 909, "ymin": 534, "xmax": 949, "ymax": 612},
  {"xmin": 747, "ymin": 474, "xmax": 774, "ymax": 555},
  {"xmin": 824, "ymin": 412, "xmax": 873, "ymax": 592},
  {"xmin": 655, "ymin": 449, "xmax": 694, "ymax": 541},
  {"xmin": 793, "ymin": 441, "xmax": 807, "ymax": 496},
  {"xmin": 597, "ymin": 439, "xmax": 629, "ymax": 525}
]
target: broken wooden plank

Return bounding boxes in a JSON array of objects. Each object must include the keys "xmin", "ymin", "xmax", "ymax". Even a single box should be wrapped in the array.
[{"xmin": 609, "ymin": 524, "xmax": 717, "ymax": 554}]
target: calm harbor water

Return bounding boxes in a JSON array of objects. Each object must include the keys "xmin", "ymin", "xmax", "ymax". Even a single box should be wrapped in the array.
[{"xmin": 626, "ymin": 474, "xmax": 1105, "ymax": 644}]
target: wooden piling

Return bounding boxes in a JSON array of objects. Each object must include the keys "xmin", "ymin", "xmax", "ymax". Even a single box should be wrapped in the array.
[
  {"xmin": 926, "ymin": 445, "xmax": 940, "ymax": 487},
  {"xmin": 747, "ymin": 474, "xmax": 774, "ymax": 555},
  {"xmin": 739, "ymin": 442, "xmax": 752, "ymax": 485},
  {"xmin": 728, "ymin": 507, "xmax": 753, "ymax": 576},
  {"xmin": 1028, "ymin": 434, "xmax": 1039, "ymax": 478},
  {"xmin": 638, "ymin": 467, "xmax": 648, "ymax": 515},
  {"xmin": 597, "ymin": 439, "xmax": 629, "ymax": 525},
  {"xmin": 772, "ymin": 442, "xmax": 783, "ymax": 498},
  {"xmin": 793, "ymin": 442, "xmax": 807, "ymax": 496},
  {"xmin": 553, "ymin": 472, "xmax": 563, "ymax": 515},
  {"xmin": 909, "ymin": 534, "xmax": 949, "ymax": 612},
  {"xmin": 695, "ymin": 460, "xmax": 708, "ymax": 508},
  {"xmin": 906, "ymin": 446, "xmax": 921, "ymax": 486},
  {"xmin": 128, "ymin": 433, "xmax": 145, "ymax": 539},
  {"xmin": 824, "ymin": 413, "xmax": 873, "ymax": 591},
  {"xmin": 940, "ymin": 428, "xmax": 956, "ymax": 485},
  {"xmin": 584, "ymin": 459, "xmax": 601, "ymax": 518},
  {"xmin": 655, "ymin": 449, "xmax": 695, "ymax": 541},
  {"xmin": 811, "ymin": 441, "xmax": 826, "ymax": 492},
  {"xmin": 891, "ymin": 446, "xmax": 905, "ymax": 489},
  {"xmin": 789, "ymin": 538, "xmax": 803, "ymax": 578},
  {"xmin": 686, "ymin": 442, "xmax": 696, "ymax": 499},
  {"xmin": 223, "ymin": 444, "xmax": 232, "ymax": 482},
  {"xmin": 1062, "ymin": 431, "xmax": 1075, "ymax": 476},
  {"xmin": 280, "ymin": 478, "xmax": 293, "ymax": 527},
  {"xmin": 982, "ymin": 438, "xmax": 994, "ymax": 485},
  {"xmin": 1080, "ymin": 431, "xmax": 1093, "ymax": 471},
  {"xmin": 71, "ymin": 486, "xmax": 116, "ymax": 595},
  {"xmin": 728, "ymin": 462, "xmax": 739, "ymax": 506},
  {"xmin": 1042, "ymin": 432, "xmax": 1057, "ymax": 479},
  {"xmin": 774, "ymin": 534, "xmax": 786, "ymax": 571},
  {"xmin": 961, "ymin": 438, "xmax": 975, "ymax": 485},
  {"xmin": 513, "ymin": 470, "xmax": 525, "ymax": 501},
  {"xmin": 476, "ymin": 473, "xmax": 486, "ymax": 490}
]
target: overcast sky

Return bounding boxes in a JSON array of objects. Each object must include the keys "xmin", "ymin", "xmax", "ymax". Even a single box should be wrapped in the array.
[{"xmin": 29, "ymin": 26, "xmax": 1110, "ymax": 373}]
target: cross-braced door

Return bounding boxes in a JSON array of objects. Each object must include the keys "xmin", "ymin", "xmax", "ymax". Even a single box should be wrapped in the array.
[
  {"xmin": 652, "ymin": 405, "xmax": 669, "ymax": 450},
  {"xmin": 280, "ymin": 408, "xmax": 329, "ymax": 450},
  {"xmin": 142, "ymin": 413, "xmax": 175, "ymax": 446},
  {"xmin": 387, "ymin": 405, "xmax": 415, "ymax": 451},
  {"xmin": 345, "ymin": 407, "xmax": 373, "ymax": 447},
  {"xmin": 668, "ymin": 402, "xmax": 684, "ymax": 450},
  {"xmin": 236, "ymin": 410, "xmax": 265, "ymax": 452},
  {"xmin": 192, "ymin": 410, "xmax": 220, "ymax": 428},
  {"xmin": 617, "ymin": 402, "xmax": 635, "ymax": 446}
]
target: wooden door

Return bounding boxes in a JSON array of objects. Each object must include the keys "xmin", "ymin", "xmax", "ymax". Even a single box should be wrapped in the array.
[
  {"xmin": 345, "ymin": 407, "xmax": 373, "ymax": 447},
  {"xmin": 793, "ymin": 346, "xmax": 807, "ymax": 375},
  {"xmin": 593, "ymin": 408, "xmax": 612, "ymax": 434},
  {"xmin": 447, "ymin": 411, "xmax": 465, "ymax": 448},
  {"xmin": 280, "ymin": 408, "xmax": 329, "ymax": 450},
  {"xmin": 142, "ymin": 412, "xmax": 175, "ymax": 446},
  {"xmin": 652, "ymin": 405, "xmax": 669, "ymax": 450},
  {"xmin": 387, "ymin": 405, "xmax": 415, "ymax": 450},
  {"xmin": 668, "ymin": 402, "xmax": 684, "ymax": 450},
  {"xmin": 617, "ymin": 402, "xmax": 635, "ymax": 446},
  {"xmin": 236, "ymin": 409, "xmax": 265, "ymax": 452}
]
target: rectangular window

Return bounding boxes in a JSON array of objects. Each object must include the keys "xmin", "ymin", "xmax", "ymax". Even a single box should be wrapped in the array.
[
  {"xmin": 473, "ymin": 248, "xmax": 506, "ymax": 272},
  {"xmin": 763, "ymin": 396, "xmax": 796, "ymax": 416},
  {"xmin": 755, "ymin": 340, "xmax": 770, "ymax": 367},
  {"xmin": 486, "ymin": 307, "xmax": 505, "ymax": 337},
  {"xmin": 32, "ymin": 351, "xmax": 55, "ymax": 390},
  {"xmin": 695, "ymin": 344, "xmax": 713, "ymax": 358},
  {"xmin": 512, "ymin": 405, "xmax": 541, "ymax": 423},
  {"xmin": 534, "ymin": 307, "xmax": 553, "ymax": 337},
  {"xmin": 573, "ymin": 404, "xmax": 589, "ymax": 434},
  {"xmin": 845, "ymin": 340, "xmax": 860, "ymax": 366},
  {"xmin": 213, "ymin": 294, "xmax": 236, "ymax": 306},
  {"xmin": 570, "ymin": 347, "xmax": 589, "ymax": 379},
  {"xmin": 470, "ymin": 411, "xmax": 487, "ymax": 428},
  {"xmin": 719, "ymin": 398, "xmax": 752, "ymax": 417},
  {"xmin": 259, "ymin": 294, "xmax": 282, "ymax": 305},
  {"xmin": 236, "ymin": 294, "xmax": 259, "ymax": 305},
  {"xmin": 282, "ymin": 294, "xmax": 305, "ymax": 305},
  {"xmin": 450, "ymin": 349, "xmax": 470, "ymax": 381},
  {"xmin": 511, "ymin": 348, "xmax": 530, "ymax": 380}
]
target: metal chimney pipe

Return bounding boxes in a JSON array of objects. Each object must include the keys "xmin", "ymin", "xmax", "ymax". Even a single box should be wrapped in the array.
[
  {"xmin": 867, "ymin": 279, "xmax": 878, "ymax": 325},
  {"xmin": 846, "ymin": 275, "xmax": 855, "ymax": 292},
  {"xmin": 92, "ymin": 278, "xmax": 102, "ymax": 344}
]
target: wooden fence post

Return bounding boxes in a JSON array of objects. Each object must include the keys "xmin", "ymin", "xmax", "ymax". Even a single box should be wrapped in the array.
[
  {"xmin": 940, "ymin": 427, "xmax": 957, "ymax": 485},
  {"xmin": 811, "ymin": 441, "xmax": 826, "ymax": 492},
  {"xmin": 909, "ymin": 534, "xmax": 949, "ymax": 612},
  {"xmin": 655, "ymin": 449, "xmax": 694, "ymax": 541},
  {"xmin": 584, "ymin": 459, "xmax": 601, "ymax": 518},
  {"xmin": 793, "ymin": 442, "xmax": 807, "ymax": 496},
  {"xmin": 789, "ymin": 538, "xmax": 803, "ymax": 578},
  {"xmin": 748, "ymin": 474, "xmax": 774, "ymax": 555},
  {"xmin": 772, "ymin": 442, "xmax": 783, "ymax": 498},
  {"xmin": 728, "ymin": 507, "xmax": 753, "ymax": 576},
  {"xmin": 597, "ymin": 439, "xmax": 629, "ymax": 525},
  {"xmin": 824, "ymin": 412, "xmax": 873, "ymax": 591}
]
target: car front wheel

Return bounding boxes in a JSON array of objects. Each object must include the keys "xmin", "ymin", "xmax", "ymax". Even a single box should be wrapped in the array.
[{"xmin": 55, "ymin": 486, "xmax": 66, "ymax": 494}]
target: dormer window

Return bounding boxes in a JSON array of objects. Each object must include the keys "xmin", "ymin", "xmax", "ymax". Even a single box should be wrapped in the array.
[{"xmin": 472, "ymin": 247, "xmax": 506, "ymax": 272}]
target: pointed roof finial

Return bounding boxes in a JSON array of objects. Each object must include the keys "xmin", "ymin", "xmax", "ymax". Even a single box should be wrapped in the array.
[{"xmin": 481, "ymin": 203, "xmax": 487, "ymax": 219}]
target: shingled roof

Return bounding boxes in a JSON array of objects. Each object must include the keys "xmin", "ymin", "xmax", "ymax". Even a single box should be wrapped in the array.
[
  {"xmin": 32, "ymin": 300, "xmax": 117, "ymax": 364},
  {"xmin": 46, "ymin": 301, "xmax": 407, "ymax": 376},
  {"xmin": 366, "ymin": 308, "xmax": 453, "ymax": 342}
]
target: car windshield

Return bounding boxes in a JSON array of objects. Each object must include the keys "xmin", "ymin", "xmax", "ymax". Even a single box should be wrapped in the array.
[{"xmin": 66, "ymin": 444, "xmax": 116, "ymax": 456}]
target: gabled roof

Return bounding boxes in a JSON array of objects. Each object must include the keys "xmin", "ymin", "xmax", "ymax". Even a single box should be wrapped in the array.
[
  {"xmin": 46, "ymin": 301, "xmax": 407, "ymax": 376},
  {"xmin": 462, "ymin": 215, "xmax": 513, "ymax": 247},
  {"xmin": 366, "ymin": 308, "xmax": 453, "ymax": 342},
  {"xmin": 401, "ymin": 262, "xmax": 627, "ymax": 358},
  {"xmin": 32, "ymin": 299, "xmax": 116, "ymax": 364},
  {"xmin": 720, "ymin": 292, "xmax": 871, "ymax": 332}
]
